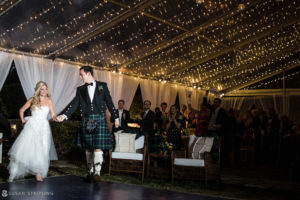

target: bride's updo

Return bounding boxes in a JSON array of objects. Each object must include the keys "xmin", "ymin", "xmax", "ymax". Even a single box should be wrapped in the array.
[{"xmin": 31, "ymin": 81, "xmax": 51, "ymax": 110}]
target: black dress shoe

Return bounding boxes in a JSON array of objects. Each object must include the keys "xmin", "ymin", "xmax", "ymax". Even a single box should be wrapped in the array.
[
  {"xmin": 93, "ymin": 174, "xmax": 101, "ymax": 182},
  {"xmin": 85, "ymin": 173, "xmax": 93, "ymax": 182}
]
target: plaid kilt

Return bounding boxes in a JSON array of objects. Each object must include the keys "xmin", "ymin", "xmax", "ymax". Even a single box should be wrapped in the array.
[{"xmin": 75, "ymin": 114, "xmax": 112, "ymax": 150}]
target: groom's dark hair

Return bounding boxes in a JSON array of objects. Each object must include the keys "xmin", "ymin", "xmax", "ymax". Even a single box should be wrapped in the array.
[{"xmin": 80, "ymin": 66, "xmax": 94, "ymax": 76}]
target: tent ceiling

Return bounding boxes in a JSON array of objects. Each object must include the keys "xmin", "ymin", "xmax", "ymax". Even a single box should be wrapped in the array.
[{"xmin": 0, "ymin": 0, "xmax": 299, "ymax": 93}]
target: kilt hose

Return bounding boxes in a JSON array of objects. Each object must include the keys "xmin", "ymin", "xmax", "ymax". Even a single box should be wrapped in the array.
[{"xmin": 75, "ymin": 114, "xmax": 112, "ymax": 150}]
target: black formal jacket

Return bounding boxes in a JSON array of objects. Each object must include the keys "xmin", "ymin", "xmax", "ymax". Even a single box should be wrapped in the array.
[
  {"xmin": 111, "ymin": 109, "xmax": 131, "ymax": 132},
  {"xmin": 64, "ymin": 81, "xmax": 118, "ymax": 120},
  {"xmin": 138, "ymin": 109, "xmax": 155, "ymax": 134},
  {"xmin": 203, "ymin": 96, "xmax": 227, "ymax": 133}
]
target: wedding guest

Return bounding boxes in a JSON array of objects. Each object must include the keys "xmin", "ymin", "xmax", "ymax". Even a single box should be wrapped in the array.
[
  {"xmin": 112, "ymin": 99, "xmax": 131, "ymax": 133},
  {"xmin": 166, "ymin": 105, "xmax": 183, "ymax": 149},
  {"xmin": 202, "ymin": 90, "xmax": 227, "ymax": 137},
  {"xmin": 181, "ymin": 104, "xmax": 188, "ymax": 128},
  {"xmin": 161, "ymin": 102, "xmax": 168, "ymax": 130},
  {"xmin": 137, "ymin": 100, "xmax": 155, "ymax": 135},
  {"xmin": 154, "ymin": 107, "xmax": 163, "ymax": 131},
  {"xmin": 187, "ymin": 111, "xmax": 197, "ymax": 128},
  {"xmin": 187, "ymin": 102, "xmax": 210, "ymax": 137}
]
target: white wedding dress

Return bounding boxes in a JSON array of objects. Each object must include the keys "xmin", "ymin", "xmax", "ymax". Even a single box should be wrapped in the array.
[{"xmin": 7, "ymin": 106, "xmax": 58, "ymax": 181}]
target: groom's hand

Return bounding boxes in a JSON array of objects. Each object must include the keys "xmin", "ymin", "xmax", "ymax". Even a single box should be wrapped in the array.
[
  {"xmin": 56, "ymin": 115, "xmax": 65, "ymax": 122},
  {"xmin": 115, "ymin": 119, "xmax": 119, "ymax": 128}
]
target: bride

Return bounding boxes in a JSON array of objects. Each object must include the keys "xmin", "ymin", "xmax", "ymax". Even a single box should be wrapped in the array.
[{"xmin": 7, "ymin": 81, "xmax": 58, "ymax": 182}]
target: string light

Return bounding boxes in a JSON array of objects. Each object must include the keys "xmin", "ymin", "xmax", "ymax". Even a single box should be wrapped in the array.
[{"xmin": 0, "ymin": 0, "xmax": 298, "ymax": 92}]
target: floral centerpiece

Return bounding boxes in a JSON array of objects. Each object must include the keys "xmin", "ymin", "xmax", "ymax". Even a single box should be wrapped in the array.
[{"xmin": 159, "ymin": 141, "xmax": 175, "ymax": 156}]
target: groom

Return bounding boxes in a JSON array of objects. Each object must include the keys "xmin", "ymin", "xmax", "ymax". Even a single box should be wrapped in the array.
[{"xmin": 57, "ymin": 66, "xmax": 119, "ymax": 182}]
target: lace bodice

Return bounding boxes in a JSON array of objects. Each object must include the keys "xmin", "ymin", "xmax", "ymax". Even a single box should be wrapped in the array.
[{"xmin": 31, "ymin": 106, "xmax": 50, "ymax": 120}]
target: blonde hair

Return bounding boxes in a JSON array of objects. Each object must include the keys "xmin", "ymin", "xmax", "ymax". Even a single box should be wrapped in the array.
[{"xmin": 31, "ymin": 81, "xmax": 50, "ymax": 110}]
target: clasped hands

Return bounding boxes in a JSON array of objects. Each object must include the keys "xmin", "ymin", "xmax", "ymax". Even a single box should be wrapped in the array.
[{"xmin": 54, "ymin": 115, "xmax": 120, "ymax": 128}]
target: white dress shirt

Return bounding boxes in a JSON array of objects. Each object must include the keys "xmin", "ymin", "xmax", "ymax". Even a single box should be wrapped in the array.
[
  {"xmin": 87, "ymin": 80, "xmax": 96, "ymax": 102},
  {"xmin": 118, "ymin": 109, "xmax": 123, "ymax": 125}
]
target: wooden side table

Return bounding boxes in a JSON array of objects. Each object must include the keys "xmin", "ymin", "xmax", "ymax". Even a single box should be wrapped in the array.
[{"xmin": 147, "ymin": 153, "xmax": 171, "ymax": 179}]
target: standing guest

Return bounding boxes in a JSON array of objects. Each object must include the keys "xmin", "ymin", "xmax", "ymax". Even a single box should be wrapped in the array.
[
  {"xmin": 187, "ymin": 111, "xmax": 197, "ymax": 128},
  {"xmin": 202, "ymin": 90, "xmax": 227, "ymax": 137},
  {"xmin": 8, "ymin": 81, "xmax": 58, "ymax": 182},
  {"xmin": 154, "ymin": 107, "xmax": 163, "ymax": 131},
  {"xmin": 181, "ymin": 104, "xmax": 188, "ymax": 128},
  {"xmin": 166, "ymin": 105, "xmax": 183, "ymax": 149},
  {"xmin": 187, "ymin": 102, "xmax": 210, "ymax": 137},
  {"xmin": 137, "ymin": 100, "xmax": 155, "ymax": 135},
  {"xmin": 160, "ymin": 102, "xmax": 168, "ymax": 130},
  {"xmin": 57, "ymin": 66, "xmax": 119, "ymax": 182},
  {"xmin": 112, "ymin": 99, "xmax": 131, "ymax": 133}
]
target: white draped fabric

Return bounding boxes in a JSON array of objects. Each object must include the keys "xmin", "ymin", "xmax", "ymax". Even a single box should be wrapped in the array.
[
  {"xmin": 0, "ymin": 51, "xmax": 14, "ymax": 90},
  {"xmin": 51, "ymin": 61, "xmax": 82, "ymax": 114},
  {"xmin": 222, "ymin": 95, "xmax": 300, "ymax": 124},
  {"xmin": 13, "ymin": 55, "xmax": 81, "ymax": 114},
  {"xmin": 94, "ymin": 71, "xmax": 139, "ymax": 110},
  {"xmin": 140, "ymin": 79, "xmax": 177, "ymax": 110},
  {"xmin": 2, "ymin": 51, "xmax": 299, "ymax": 125},
  {"xmin": 14, "ymin": 55, "xmax": 54, "ymax": 99},
  {"xmin": 177, "ymin": 86, "xmax": 205, "ymax": 111}
]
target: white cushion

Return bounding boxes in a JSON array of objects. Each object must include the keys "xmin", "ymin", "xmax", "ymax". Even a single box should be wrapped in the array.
[
  {"xmin": 188, "ymin": 135, "xmax": 197, "ymax": 148},
  {"xmin": 112, "ymin": 152, "xmax": 143, "ymax": 161},
  {"xmin": 192, "ymin": 137, "xmax": 214, "ymax": 159},
  {"xmin": 135, "ymin": 136, "xmax": 144, "ymax": 150},
  {"xmin": 174, "ymin": 158, "xmax": 205, "ymax": 167},
  {"xmin": 114, "ymin": 132, "xmax": 136, "ymax": 153}
]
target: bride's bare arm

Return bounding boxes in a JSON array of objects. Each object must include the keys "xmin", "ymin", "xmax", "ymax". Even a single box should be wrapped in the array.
[
  {"xmin": 48, "ymin": 99, "xmax": 57, "ymax": 121},
  {"xmin": 19, "ymin": 98, "xmax": 33, "ymax": 123}
]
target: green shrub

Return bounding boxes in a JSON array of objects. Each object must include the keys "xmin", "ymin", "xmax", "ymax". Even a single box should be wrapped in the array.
[{"xmin": 50, "ymin": 121, "xmax": 81, "ymax": 156}]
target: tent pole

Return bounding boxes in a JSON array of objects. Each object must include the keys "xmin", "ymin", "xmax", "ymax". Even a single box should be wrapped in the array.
[{"xmin": 283, "ymin": 70, "xmax": 286, "ymax": 115}]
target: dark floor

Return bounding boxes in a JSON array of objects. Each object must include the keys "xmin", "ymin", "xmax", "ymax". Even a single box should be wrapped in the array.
[{"xmin": 0, "ymin": 175, "xmax": 230, "ymax": 200}]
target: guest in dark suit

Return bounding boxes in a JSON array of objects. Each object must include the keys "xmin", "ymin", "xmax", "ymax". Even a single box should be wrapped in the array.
[
  {"xmin": 137, "ymin": 100, "xmax": 155, "ymax": 135},
  {"xmin": 112, "ymin": 99, "xmax": 131, "ymax": 133},
  {"xmin": 202, "ymin": 90, "xmax": 227, "ymax": 137},
  {"xmin": 57, "ymin": 66, "xmax": 119, "ymax": 182}
]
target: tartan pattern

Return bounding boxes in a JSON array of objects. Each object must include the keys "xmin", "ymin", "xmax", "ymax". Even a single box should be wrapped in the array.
[{"xmin": 76, "ymin": 114, "xmax": 112, "ymax": 150}]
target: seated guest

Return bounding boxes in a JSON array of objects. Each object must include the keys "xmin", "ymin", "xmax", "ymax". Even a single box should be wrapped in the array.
[
  {"xmin": 166, "ymin": 105, "xmax": 183, "ymax": 149},
  {"xmin": 111, "ymin": 99, "xmax": 131, "ymax": 133},
  {"xmin": 137, "ymin": 100, "xmax": 155, "ymax": 135},
  {"xmin": 187, "ymin": 111, "xmax": 197, "ymax": 128}
]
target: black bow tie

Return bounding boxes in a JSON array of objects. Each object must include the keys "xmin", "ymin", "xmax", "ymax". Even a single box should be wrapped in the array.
[{"xmin": 85, "ymin": 82, "xmax": 93, "ymax": 87}]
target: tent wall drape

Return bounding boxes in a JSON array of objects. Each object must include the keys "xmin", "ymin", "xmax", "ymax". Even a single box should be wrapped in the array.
[
  {"xmin": 13, "ymin": 55, "xmax": 82, "ymax": 114},
  {"xmin": 222, "ymin": 95, "xmax": 300, "ymax": 124},
  {"xmin": 140, "ymin": 79, "xmax": 177, "ymax": 110},
  {"xmin": 94, "ymin": 70, "xmax": 139, "ymax": 110},
  {"xmin": 177, "ymin": 86, "xmax": 205, "ymax": 111},
  {"xmin": 13, "ymin": 54, "xmax": 139, "ymax": 114},
  {"xmin": 0, "ymin": 51, "xmax": 14, "ymax": 90},
  {"xmin": 2, "ymin": 51, "xmax": 299, "ymax": 125}
]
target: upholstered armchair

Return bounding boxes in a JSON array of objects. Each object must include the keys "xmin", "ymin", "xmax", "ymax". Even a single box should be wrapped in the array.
[
  {"xmin": 109, "ymin": 133, "xmax": 147, "ymax": 182},
  {"xmin": 171, "ymin": 135, "xmax": 221, "ymax": 185}
]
